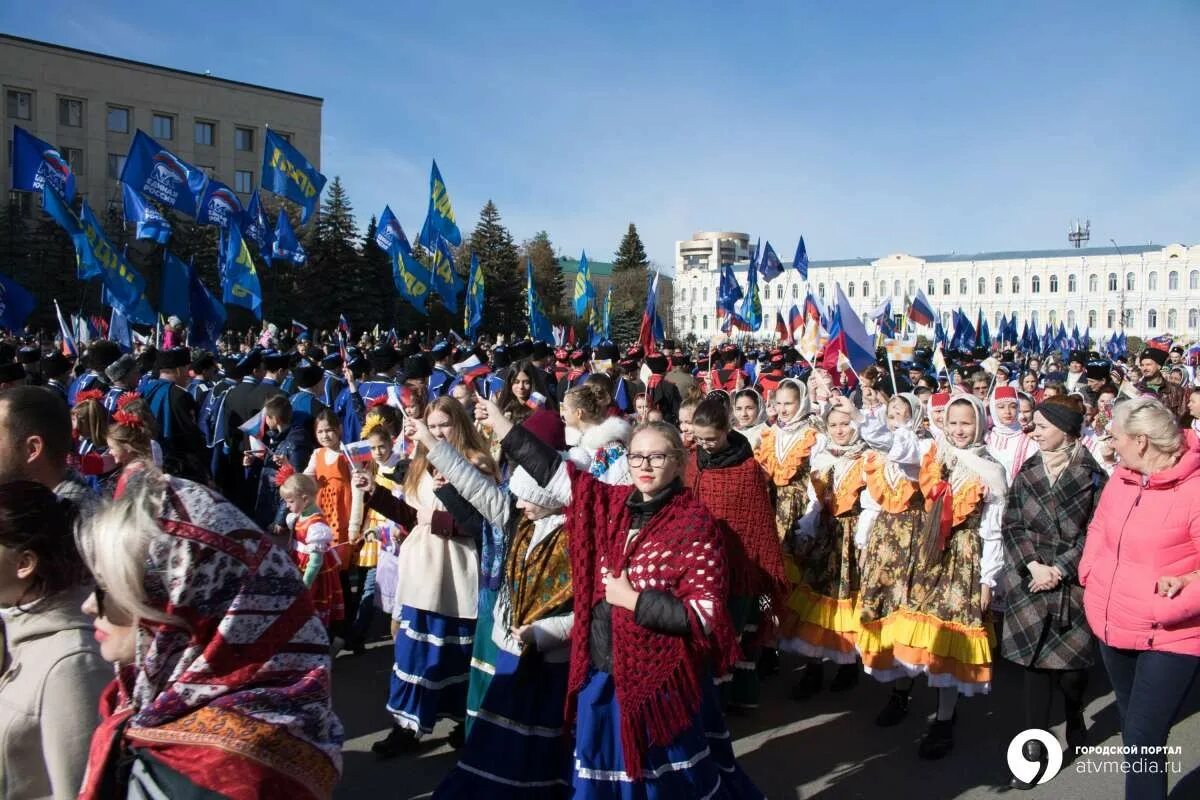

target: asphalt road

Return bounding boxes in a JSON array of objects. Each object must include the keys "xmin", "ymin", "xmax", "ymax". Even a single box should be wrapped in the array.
[{"xmin": 331, "ymin": 633, "xmax": 1200, "ymax": 799}]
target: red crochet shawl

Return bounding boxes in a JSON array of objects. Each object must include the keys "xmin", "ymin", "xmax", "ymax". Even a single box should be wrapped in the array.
[
  {"xmin": 565, "ymin": 466, "xmax": 738, "ymax": 780},
  {"xmin": 684, "ymin": 452, "xmax": 788, "ymax": 602}
]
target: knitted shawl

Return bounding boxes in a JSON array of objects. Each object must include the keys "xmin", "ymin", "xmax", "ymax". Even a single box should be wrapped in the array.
[{"xmin": 565, "ymin": 466, "xmax": 738, "ymax": 780}]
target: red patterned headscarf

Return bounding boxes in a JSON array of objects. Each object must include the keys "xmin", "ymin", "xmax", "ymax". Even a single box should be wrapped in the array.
[{"xmin": 79, "ymin": 468, "xmax": 342, "ymax": 800}]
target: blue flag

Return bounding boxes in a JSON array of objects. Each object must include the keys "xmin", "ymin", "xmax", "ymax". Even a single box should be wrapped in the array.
[
  {"xmin": 573, "ymin": 251, "xmax": 595, "ymax": 321},
  {"xmin": 195, "ymin": 178, "xmax": 244, "ymax": 229},
  {"xmin": 242, "ymin": 190, "xmax": 273, "ymax": 252},
  {"xmin": 793, "ymin": 236, "xmax": 809, "ymax": 280},
  {"xmin": 42, "ymin": 182, "xmax": 83, "ymax": 241},
  {"xmin": 261, "ymin": 129, "xmax": 325, "ymax": 224},
  {"xmin": 758, "ymin": 240, "xmax": 783, "ymax": 282},
  {"xmin": 387, "ymin": 225, "xmax": 432, "ymax": 315},
  {"xmin": 75, "ymin": 202, "xmax": 156, "ymax": 324},
  {"xmin": 430, "ymin": 237, "xmax": 461, "ymax": 314},
  {"xmin": 418, "ymin": 160, "xmax": 462, "ymax": 249},
  {"xmin": 716, "ymin": 263, "xmax": 744, "ymax": 321},
  {"xmin": 220, "ymin": 226, "xmax": 263, "ymax": 318},
  {"xmin": 120, "ymin": 130, "xmax": 207, "ymax": 218},
  {"xmin": 109, "ymin": 306, "xmax": 132, "ymax": 353},
  {"xmin": 602, "ymin": 286, "xmax": 613, "ymax": 340},
  {"xmin": 189, "ymin": 264, "xmax": 227, "ymax": 350},
  {"xmin": 376, "ymin": 205, "xmax": 405, "ymax": 252},
  {"xmin": 271, "ymin": 211, "xmax": 306, "ymax": 265},
  {"xmin": 0, "ymin": 273, "xmax": 35, "ymax": 331},
  {"xmin": 160, "ymin": 251, "xmax": 192, "ymax": 322},
  {"xmin": 735, "ymin": 262, "xmax": 762, "ymax": 331},
  {"xmin": 464, "ymin": 252, "xmax": 485, "ymax": 339},
  {"xmin": 12, "ymin": 126, "xmax": 75, "ymax": 201},
  {"xmin": 526, "ymin": 258, "xmax": 554, "ymax": 342},
  {"xmin": 121, "ymin": 183, "xmax": 171, "ymax": 244}
]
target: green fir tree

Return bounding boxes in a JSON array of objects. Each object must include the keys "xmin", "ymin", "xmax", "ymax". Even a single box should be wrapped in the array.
[
  {"xmin": 610, "ymin": 222, "xmax": 649, "ymax": 345},
  {"xmin": 523, "ymin": 231, "xmax": 566, "ymax": 323},
  {"xmin": 468, "ymin": 201, "xmax": 524, "ymax": 337}
]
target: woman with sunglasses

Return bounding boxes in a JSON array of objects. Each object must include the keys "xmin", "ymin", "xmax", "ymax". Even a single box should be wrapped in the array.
[
  {"xmin": 0, "ymin": 482, "xmax": 109, "ymax": 800},
  {"xmin": 74, "ymin": 466, "xmax": 343, "ymax": 800},
  {"xmin": 479, "ymin": 396, "xmax": 764, "ymax": 798}
]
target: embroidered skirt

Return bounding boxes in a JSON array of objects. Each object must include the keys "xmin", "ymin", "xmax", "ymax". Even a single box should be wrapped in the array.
[
  {"xmin": 572, "ymin": 670, "xmax": 765, "ymax": 800},
  {"xmin": 857, "ymin": 524, "xmax": 994, "ymax": 696},
  {"xmin": 433, "ymin": 648, "xmax": 571, "ymax": 799},
  {"xmin": 465, "ymin": 586, "xmax": 500, "ymax": 736},
  {"xmin": 387, "ymin": 605, "xmax": 474, "ymax": 734},
  {"xmin": 779, "ymin": 514, "xmax": 862, "ymax": 663}
]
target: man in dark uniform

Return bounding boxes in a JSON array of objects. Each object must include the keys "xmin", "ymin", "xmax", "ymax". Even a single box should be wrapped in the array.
[
  {"xmin": 216, "ymin": 349, "xmax": 265, "ymax": 507},
  {"xmin": 528, "ymin": 340, "xmax": 558, "ymax": 403},
  {"xmin": 103, "ymin": 355, "xmax": 140, "ymax": 413},
  {"xmin": 142, "ymin": 347, "xmax": 209, "ymax": 484},
  {"xmin": 341, "ymin": 347, "xmax": 397, "ymax": 443},
  {"xmin": 202, "ymin": 355, "xmax": 242, "ymax": 493},
  {"xmin": 288, "ymin": 361, "xmax": 327, "ymax": 466},
  {"xmin": 188, "ymin": 352, "xmax": 219, "ymax": 409},
  {"xmin": 67, "ymin": 340, "xmax": 120, "ymax": 405},
  {"xmin": 41, "ymin": 352, "xmax": 72, "ymax": 403},
  {"xmin": 427, "ymin": 340, "xmax": 456, "ymax": 398},
  {"xmin": 0, "ymin": 361, "xmax": 28, "ymax": 391},
  {"xmin": 320, "ymin": 352, "xmax": 345, "ymax": 407},
  {"xmin": 1136, "ymin": 346, "xmax": 1187, "ymax": 418},
  {"xmin": 17, "ymin": 346, "xmax": 43, "ymax": 386},
  {"xmin": 252, "ymin": 351, "xmax": 289, "ymax": 410}
]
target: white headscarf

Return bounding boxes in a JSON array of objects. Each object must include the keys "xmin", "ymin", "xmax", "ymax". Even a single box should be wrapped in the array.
[{"xmin": 940, "ymin": 395, "xmax": 1008, "ymax": 498}]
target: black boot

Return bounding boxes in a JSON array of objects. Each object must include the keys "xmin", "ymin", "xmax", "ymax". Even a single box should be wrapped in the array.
[
  {"xmin": 1009, "ymin": 740, "xmax": 1048, "ymax": 789},
  {"xmin": 447, "ymin": 721, "xmax": 466, "ymax": 749},
  {"xmin": 790, "ymin": 663, "xmax": 824, "ymax": 701},
  {"xmin": 1065, "ymin": 712, "xmax": 1087, "ymax": 759},
  {"xmin": 830, "ymin": 663, "xmax": 860, "ymax": 692},
  {"xmin": 874, "ymin": 688, "xmax": 911, "ymax": 727},
  {"xmin": 756, "ymin": 647, "xmax": 780, "ymax": 677},
  {"xmin": 371, "ymin": 724, "xmax": 418, "ymax": 759},
  {"xmin": 918, "ymin": 715, "xmax": 956, "ymax": 760}
]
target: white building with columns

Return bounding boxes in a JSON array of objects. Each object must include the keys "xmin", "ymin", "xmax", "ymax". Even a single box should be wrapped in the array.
[{"xmin": 671, "ymin": 234, "xmax": 1200, "ymax": 341}]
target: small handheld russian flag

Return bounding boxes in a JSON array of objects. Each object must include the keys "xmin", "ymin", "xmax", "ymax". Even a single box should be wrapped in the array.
[{"xmin": 341, "ymin": 440, "xmax": 375, "ymax": 466}]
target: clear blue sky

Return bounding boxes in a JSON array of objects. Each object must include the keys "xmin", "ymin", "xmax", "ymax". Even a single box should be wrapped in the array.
[{"xmin": 6, "ymin": 1, "xmax": 1198, "ymax": 266}]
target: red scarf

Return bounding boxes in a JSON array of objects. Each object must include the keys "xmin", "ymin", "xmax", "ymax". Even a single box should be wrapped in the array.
[{"xmin": 565, "ymin": 467, "xmax": 737, "ymax": 780}]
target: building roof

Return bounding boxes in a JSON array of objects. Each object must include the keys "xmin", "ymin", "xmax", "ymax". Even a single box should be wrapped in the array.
[
  {"xmin": 765, "ymin": 243, "xmax": 1175, "ymax": 271},
  {"xmin": 1, "ymin": 34, "xmax": 323, "ymax": 103},
  {"xmin": 559, "ymin": 256, "xmax": 615, "ymax": 278}
]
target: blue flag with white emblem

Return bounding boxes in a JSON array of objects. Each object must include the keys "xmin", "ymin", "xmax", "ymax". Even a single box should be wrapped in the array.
[
  {"xmin": 271, "ymin": 211, "xmax": 306, "ymax": 265},
  {"xmin": 0, "ymin": 273, "xmax": 35, "ymax": 331},
  {"xmin": 12, "ymin": 126, "xmax": 75, "ymax": 201},
  {"xmin": 261, "ymin": 129, "xmax": 325, "ymax": 224},
  {"xmin": 376, "ymin": 205, "xmax": 405, "ymax": 252},
  {"xmin": 242, "ymin": 190, "xmax": 273, "ymax": 252},
  {"xmin": 121, "ymin": 183, "xmax": 172, "ymax": 244},
  {"xmin": 195, "ymin": 178, "xmax": 244, "ymax": 229},
  {"xmin": 220, "ymin": 225, "xmax": 262, "ymax": 318},
  {"xmin": 758, "ymin": 240, "xmax": 783, "ymax": 282},
  {"xmin": 120, "ymin": 130, "xmax": 207, "ymax": 218},
  {"xmin": 418, "ymin": 160, "xmax": 462, "ymax": 249}
]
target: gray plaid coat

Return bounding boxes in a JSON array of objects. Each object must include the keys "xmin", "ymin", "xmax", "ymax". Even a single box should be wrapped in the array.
[{"xmin": 999, "ymin": 445, "xmax": 1108, "ymax": 669}]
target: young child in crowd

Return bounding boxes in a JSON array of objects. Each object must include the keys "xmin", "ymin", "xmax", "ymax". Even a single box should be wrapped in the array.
[{"xmin": 280, "ymin": 472, "xmax": 345, "ymax": 631}]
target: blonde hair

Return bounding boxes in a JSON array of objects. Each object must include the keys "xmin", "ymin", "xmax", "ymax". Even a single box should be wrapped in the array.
[
  {"xmin": 405, "ymin": 397, "xmax": 497, "ymax": 497},
  {"xmin": 564, "ymin": 383, "xmax": 607, "ymax": 423},
  {"xmin": 73, "ymin": 398, "xmax": 108, "ymax": 442},
  {"xmin": 1112, "ymin": 396, "xmax": 1183, "ymax": 455},
  {"xmin": 75, "ymin": 467, "xmax": 181, "ymax": 627},
  {"xmin": 280, "ymin": 473, "xmax": 318, "ymax": 501}
]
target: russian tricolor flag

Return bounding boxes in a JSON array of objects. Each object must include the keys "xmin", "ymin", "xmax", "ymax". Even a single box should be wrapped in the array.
[
  {"xmin": 821, "ymin": 284, "xmax": 876, "ymax": 377},
  {"xmin": 907, "ymin": 288, "xmax": 936, "ymax": 327}
]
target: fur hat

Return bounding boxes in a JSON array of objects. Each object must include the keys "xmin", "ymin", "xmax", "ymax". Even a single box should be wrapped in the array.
[{"xmin": 509, "ymin": 466, "xmax": 564, "ymax": 510}]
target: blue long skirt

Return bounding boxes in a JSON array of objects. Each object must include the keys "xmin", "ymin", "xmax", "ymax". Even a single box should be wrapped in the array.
[
  {"xmin": 387, "ymin": 605, "xmax": 474, "ymax": 735},
  {"xmin": 432, "ymin": 648, "xmax": 572, "ymax": 799},
  {"xmin": 464, "ymin": 586, "xmax": 500, "ymax": 736},
  {"xmin": 572, "ymin": 670, "xmax": 765, "ymax": 799}
]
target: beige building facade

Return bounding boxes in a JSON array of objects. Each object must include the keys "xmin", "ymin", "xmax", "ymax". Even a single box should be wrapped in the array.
[{"xmin": 1, "ymin": 33, "xmax": 322, "ymax": 212}]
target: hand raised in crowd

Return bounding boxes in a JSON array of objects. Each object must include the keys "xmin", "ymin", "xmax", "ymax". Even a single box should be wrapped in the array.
[
  {"xmin": 407, "ymin": 415, "xmax": 437, "ymax": 450},
  {"xmin": 351, "ymin": 469, "xmax": 373, "ymax": 492},
  {"xmin": 342, "ymin": 365, "xmax": 357, "ymax": 393},
  {"xmin": 480, "ymin": 396, "xmax": 513, "ymax": 440}
]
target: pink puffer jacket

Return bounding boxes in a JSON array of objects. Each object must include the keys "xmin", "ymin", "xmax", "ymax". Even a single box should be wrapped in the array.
[{"xmin": 1079, "ymin": 432, "xmax": 1200, "ymax": 656}]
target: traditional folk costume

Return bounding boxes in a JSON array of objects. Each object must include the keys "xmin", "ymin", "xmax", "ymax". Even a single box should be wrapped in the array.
[
  {"xmin": 779, "ymin": 412, "xmax": 870, "ymax": 666},
  {"xmin": 685, "ymin": 429, "xmax": 788, "ymax": 710},
  {"xmin": 429, "ymin": 435, "xmax": 574, "ymax": 799},
  {"xmin": 754, "ymin": 381, "xmax": 820, "ymax": 546},
  {"xmin": 364, "ymin": 472, "xmax": 484, "ymax": 738},
  {"xmin": 566, "ymin": 415, "xmax": 634, "ymax": 486},
  {"xmin": 502, "ymin": 425, "xmax": 764, "ymax": 799},
  {"xmin": 732, "ymin": 388, "xmax": 768, "ymax": 451},
  {"xmin": 79, "ymin": 472, "xmax": 342, "ymax": 800},
  {"xmin": 305, "ymin": 447, "xmax": 361, "ymax": 550},
  {"xmin": 291, "ymin": 509, "xmax": 346, "ymax": 629},
  {"xmin": 985, "ymin": 386, "xmax": 1036, "ymax": 484}
]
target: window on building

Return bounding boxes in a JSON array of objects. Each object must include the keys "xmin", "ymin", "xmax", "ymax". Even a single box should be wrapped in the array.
[
  {"xmin": 275, "ymin": 131, "xmax": 291, "ymax": 144},
  {"xmin": 1190, "ymin": 309, "xmax": 1199, "ymax": 329},
  {"xmin": 106, "ymin": 153, "xmax": 126, "ymax": 179},
  {"xmin": 234, "ymin": 169, "xmax": 253, "ymax": 193},
  {"xmin": 63, "ymin": 148, "xmax": 83, "ymax": 176},
  {"xmin": 1126, "ymin": 272, "xmax": 1135, "ymax": 291},
  {"xmin": 58, "ymin": 97, "xmax": 82, "ymax": 127},
  {"xmin": 1089, "ymin": 274, "xmax": 1098, "ymax": 292},
  {"xmin": 7, "ymin": 90, "xmax": 32, "ymax": 120},
  {"xmin": 1107, "ymin": 310, "xmax": 1116, "ymax": 329},
  {"xmin": 1148, "ymin": 309, "xmax": 1158, "ymax": 329},
  {"xmin": 907, "ymin": 280, "xmax": 915, "ymax": 296},
  {"xmin": 927, "ymin": 279, "xmax": 935, "ymax": 296},
  {"xmin": 107, "ymin": 106, "xmax": 131, "ymax": 133},
  {"xmin": 943, "ymin": 278, "xmax": 951, "ymax": 295},
  {"xmin": 1068, "ymin": 274, "xmax": 1077, "ymax": 292},
  {"xmin": 152, "ymin": 113, "xmax": 174, "ymax": 140},
  {"xmin": 197, "ymin": 165, "xmax": 216, "ymax": 178},
  {"xmin": 957, "ymin": 278, "xmax": 966, "ymax": 295},
  {"xmin": 848, "ymin": 283, "xmax": 855, "ymax": 298},
  {"xmin": 702, "ymin": 287, "xmax": 708, "ymax": 302},
  {"xmin": 689, "ymin": 287, "xmax": 695, "ymax": 303},
  {"xmin": 194, "ymin": 121, "xmax": 215, "ymax": 146},
  {"xmin": 1049, "ymin": 274, "xmax": 1058, "ymax": 293},
  {"xmin": 1012, "ymin": 276, "xmax": 1020, "ymax": 293},
  {"xmin": 862, "ymin": 282, "xmax": 869, "ymax": 297},
  {"xmin": 1148, "ymin": 272, "xmax": 1158, "ymax": 291},
  {"xmin": 1048, "ymin": 310, "xmax": 1057, "ymax": 327},
  {"xmin": 879, "ymin": 281, "xmax": 887, "ymax": 297},
  {"xmin": 1067, "ymin": 310, "xmax": 1076, "ymax": 328},
  {"xmin": 690, "ymin": 317, "xmax": 696, "ymax": 331},
  {"xmin": 1108, "ymin": 273, "xmax": 1118, "ymax": 291},
  {"xmin": 1088, "ymin": 310, "xmax": 1097, "ymax": 328},
  {"xmin": 818, "ymin": 283, "xmax": 825, "ymax": 298},
  {"xmin": 702, "ymin": 315, "xmax": 709, "ymax": 331},
  {"xmin": 1031, "ymin": 311, "xmax": 1039, "ymax": 328},
  {"xmin": 791, "ymin": 284, "xmax": 799, "ymax": 299},
  {"xmin": 1169, "ymin": 270, "xmax": 1179, "ymax": 291},
  {"xmin": 978, "ymin": 277, "xmax": 986, "ymax": 295},
  {"xmin": 1192, "ymin": 270, "xmax": 1200, "ymax": 290},
  {"xmin": 235, "ymin": 127, "xmax": 254, "ymax": 152},
  {"xmin": 995, "ymin": 276, "xmax": 1003, "ymax": 295},
  {"xmin": 1168, "ymin": 309, "xmax": 1178, "ymax": 329},
  {"xmin": 893, "ymin": 280, "xmax": 901, "ymax": 297},
  {"xmin": 1031, "ymin": 275, "xmax": 1041, "ymax": 293},
  {"xmin": 995, "ymin": 311, "xmax": 1002, "ymax": 328},
  {"xmin": 1123, "ymin": 309, "xmax": 1134, "ymax": 327}
]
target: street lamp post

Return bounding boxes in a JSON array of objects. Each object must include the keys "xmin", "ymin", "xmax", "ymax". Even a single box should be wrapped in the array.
[{"xmin": 1111, "ymin": 238, "xmax": 1126, "ymax": 332}]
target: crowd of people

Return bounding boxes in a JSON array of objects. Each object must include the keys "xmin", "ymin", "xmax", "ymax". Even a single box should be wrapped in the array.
[{"xmin": 0, "ymin": 323, "xmax": 1198, "ymax": 800}]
